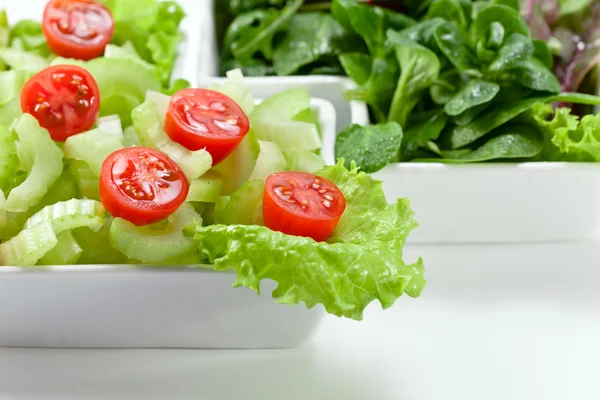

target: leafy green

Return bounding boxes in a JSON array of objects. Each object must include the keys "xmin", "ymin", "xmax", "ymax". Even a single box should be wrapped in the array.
[
  {"xmin": 190, "ymin": 161, "xmax": 425, "ymax": 320},
  {"xmin": 444, "ymin": 80, "xmax": 500, "ymax": 116},
  {"xmin": 335, "ymin": 123, "xmax": 403, "ymax": 173}
]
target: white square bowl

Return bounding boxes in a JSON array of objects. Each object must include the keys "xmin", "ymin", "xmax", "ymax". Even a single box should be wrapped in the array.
[{"xmin": 204, "ymin": 0, "xmax": 600, "ymax": 244}]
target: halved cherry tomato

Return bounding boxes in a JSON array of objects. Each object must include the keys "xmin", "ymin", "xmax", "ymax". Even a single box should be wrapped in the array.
[
  {"xmin": 164, "ymin": 88, "xmax": 250, "ymax": 166},
  {"xmin": 100, "ymin": 147, "xmax": 189, "ymax": 226},
  {"xmin": 43, "ymin": 0, "xmax": 114, "ymax": 60},
  {"xmin": 263, "ymin": 172, "xmax": 346, "ymax": 242},
  {"xmin": 21, "ymin": 64, "xmax": 100, "ymax": 141}
]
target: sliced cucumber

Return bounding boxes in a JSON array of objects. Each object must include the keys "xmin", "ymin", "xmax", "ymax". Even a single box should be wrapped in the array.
[
  {"xmin": 63, "ymin": 128, "xmax": 124, "ymax": 176},
  {"xmin": 0, "ymin": 221, "xmax": 57, "ymax": 266},
  {"xmin": 5, "ymin": 114, "xmax": 64, "ymax": 212},
  {"xmin": 249, "ymin": 140, "xmax": 286, "ymax": 181},
  {"xmin": 38, "ymin": 231, "xmax": 83, "ymax": 265},
  {"xmin": 24, "ymin": 199, "xmax": 105, "ymax": 234},
  {"xmin": 109, "ymin": 202, "xmax": 201, "ymax": 264},
  {"xmin": 187, "ymin": 172, "xmax": 224, "ymax": 203},
  {"xmin": 131, "ymin": 101, "xmax": 212, "ymax": 179}
]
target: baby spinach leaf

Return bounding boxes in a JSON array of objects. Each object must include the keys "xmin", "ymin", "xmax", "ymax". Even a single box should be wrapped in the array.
[
  {"xmin": 397, "ymin": 18, "xmax": 445, "ymax": 51},
  {"xmin": 439, "ymin": 124, "xmax": 543, "ymax": 162},
  {"xmin": 532, "ymin": 39, "xmax": 553, "ymax": 69},
  {"xmin": 473, "ymin": 4, "xmax": 530, "ymax": 42},
  {"xmin": 225, "ymin": 0, "xmax": 302, "ymax": 65},
  {"xmin": 515, "ymin": 59, "xmax": 561, "ymax": 93},
  {"xmin": 444, "ymin": 79, "xmax": 500, "ymax": 116},
  {"xmin": 339, "ymin": 52, "xmax": 372, "ymax": 85},
  {"xmin": 401, "ymin": 110, "xmax": 448, "ymax": 160},
  {"xmin": 448, "ymin": 96, "xmax": 548, "ymax": 148},
  {"xmin": 387, "ymin": 32, "xmax": 441, "ymax": 126},
  {"xmin": 430, "ymin": 71, "xmax": 462, "ymax": 104},
  {"xmin": 488, "ymin": 33, "xmax": 534, "ymax": 72},
  {"xmin": 425, "ymin": 0, "xmax": 468, "ymax": 28},
  {"xmin": 335, "ymin": 122, "xmax": 403, "ymax": 173},
  {"xmin": 344, "ymin": 55, "xmax": 400, "ymax": 123},
  {"xmin": 332, "ymin": 0, "xmax": 415, "ymax": 55},
  {"xmin": 273, "ymin": 13, "xmax": 359, "ymax": 76},
  {"xmin": 486, "ymin": 22, "xmax": 505, "ymax": 50},
  {"xmin": 434, "ymin": 21, "xmax": 479, "ymax": 71},
  {"xmin": 452, "ymin": 102, "xmax": 492, "ymax": 126}
]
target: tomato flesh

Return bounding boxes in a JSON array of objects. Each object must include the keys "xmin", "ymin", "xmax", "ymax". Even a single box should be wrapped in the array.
[
  {"xmin": 43, "ymin": 0, "xmax": 114, "ymax": 60},
  {"xmin": 263, "ymin": 172, "xmax": 346, "ymax": 242},
  {"xmin": 21, "ymin": 65, "xmax": 100, "ymax": 141},
  {"xmin": 100, "ymin": 147, "xmax": 189, "ymax": 226},
  {"xmin": 164, "ymin": 88, "xmax": 250, "ymax": 165}
]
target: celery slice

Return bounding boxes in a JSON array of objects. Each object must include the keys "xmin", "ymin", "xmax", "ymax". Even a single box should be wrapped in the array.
[
  {"xmin": 5, "ymin": 114, "xmax": 64, "ymax": 212},
  {"xmin": 0, "ymin": 189, "xmax": 6, "ymax": 227},
  {"xmin": 24, "ymin": 199, "xmax": 105, "ymax": 234},
  {"xmin": 209, "ymin": 69, "xmax": 254, "ymax": 115},
  {"xmin": 72, "ymin": 220, "xmax": 128, "ymax": 265},
  {"xmin": 249, "ymin": 140, "xmax": 286, "ymax": 181},
  {"xmin": 251, "ymin": 87, "xmax": 310, "ymax": 121},
  {"xmin": 251, "ymin": 119, "xmax": 321, "ymax": 151},
  {"xmin": 131, "ymin": 101, "xmax": 212, "ymax": 179},
  {"xmin": 123, "ymin": 126, "xmax": 142, "ymax": 147},
  {"xmin": 96, "ymin": 115, "xmax": 124, "ymax": 137},
  {"xmin": 215, "ymin": 180, "xmax": 264, "ymax": 226},
  {"xmin": 0, "ymin": 123, "xmax": 18, "ymax": 192},
  {"xmin": 187, "ymin": 172, "xmax": 224, "ymax": 203},
  {"xmin": 38, "ymin": 231, "xmax": 83, "ymax": 265},
  {"xmin": 145, "ymin": 90, "xmax": 171, "ymax": 123},
  {"xmin": 283, "ymin": 150, "xmax": 326, "ymax": 173},
  {"xmin": 63, "ymin": 128, "xmax": 124, "ymax": 176},
  {"xmin": 109, "ymin": 202, "xmax": 200, "ymax": 264},
  {"xmin": 0, "ymin": 221, "xmax": 57, "ymax": 266},
  {"xmin": 69, "ymin": 160, "xmax": 100, "ymax": 200}
]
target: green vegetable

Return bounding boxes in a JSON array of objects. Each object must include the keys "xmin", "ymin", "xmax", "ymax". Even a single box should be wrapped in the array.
[
  {"xmin": 187, "ymin": 173, "xmax": 224, "ymax": 204},
  {"xmin": 0, "ymin": 122, "xmax": 18, "ymax": 193},
  {"xmin": 109, "ymin": 202, "xmax": 200, "ymax": 264},
  {"xmin": 248, "ymin": 140, "xmax": 286, "ymax": 181},
  {"xmin": 24, "ymin": 199, "xmax": 105, "ymax": 235},
  {"xmin": 444, "ymin": 80, "xmax": 500, "ymax": 116},
  {"xmin": 190, "ymin": 161, "xmax": 425, "ymax": 320},
  {"xmin": 38, "ymin": 231, "xmax": 83, "ymax": 266},
  {"xmin": 4, "ymin": 114, "xmax": 63, "ymax": 213},
  {"xmin": 215, "ymin": 180, "xmax": 264, "ymax": 226},
  {"xmin": 63, "ymin": 128, "xmax": 125, "ymax": 176},
  {"xmin": 335, "ymin": 122, "xmax": 403, "ymax": 173},
  {"xmin": 0, "ymin": 221, "xmax": 57, "ymax": 267}
]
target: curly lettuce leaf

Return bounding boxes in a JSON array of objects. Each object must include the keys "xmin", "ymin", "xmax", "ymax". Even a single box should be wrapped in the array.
[
  {"xmin": 531, "ymin": 103, "xmax": 600, "ymax": 161},
  {"xmin": 190, "ymin": 161, "xmax": 425, "ymax": 320}
]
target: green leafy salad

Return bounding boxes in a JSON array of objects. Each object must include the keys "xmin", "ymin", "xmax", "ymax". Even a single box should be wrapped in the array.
[
  {"xmin": 0, "ymin": 0, "xmax": 425, "ymax": 320},
  {"xmin": 218, "ymin": 0, "xmax": 600, "ymax": 172}
]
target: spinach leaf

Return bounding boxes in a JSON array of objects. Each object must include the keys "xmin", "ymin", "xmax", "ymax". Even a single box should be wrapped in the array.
[
  {"xmin": 488, "ymin": 33, "xmax": 534, "ymax": 72},
  {"xmin": 401, "ymin": 110, "xmax": 448, "ymax": 160},
  {"xmin": 332, "ymin": 0, "xmax": 415, "ymax": 55},
  {"xmin": 434, "ymin": 21, "xmax": 479, "ymax": 71},
  {"xmin": 532, "ymin": 39, "xmax": 553, "ymax": 69},
  {"xmin": 448, "ymin": 96, "xmax": 548, "ymax": 148},
  {"xmin": 444, "ymin": 79, "xmax": 500, "ymax": 116},
  {"xmin": 273, "ymin": 13, "xmax": 359, "ymax": 76},
  {"xmin": 339, "ymin": 52, "xmax": 372, "ymax": 85},
  {"xmin": 335, "ymin": 122, "xmax": 403, "ymax": 173},
  {"xmin": 486, "ymin": 22, "xmax": 505, "ymax": 50},
  {"xmin": 387, "ymin": 32, "xmax": 441, "ymax": 126},
  {"xmin": 425, "ymin": 0, "xmax": 468, "ymax": 28},
  {"xmin": 344, "ymin": 55, "xmax": 400, "ymax": 123},
  {"xmin": 224, "ymin": 0, "xmax": 302, "ymax": 65},
  {"xmin": 515, "ymin": 59, "xmax": 561, "ymax": 93},
  {"xmin": 438, "ymin": 124, "xmax": 543, "ymax": 162},
  {"xmin": 473, "ymin": 4, "xmax": 530, "ymax": 42}
]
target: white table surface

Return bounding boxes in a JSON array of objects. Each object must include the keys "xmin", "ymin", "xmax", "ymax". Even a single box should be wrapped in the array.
[{"xmin": 0, "ymin": 241, "xmax": 599, "ymax": 400}]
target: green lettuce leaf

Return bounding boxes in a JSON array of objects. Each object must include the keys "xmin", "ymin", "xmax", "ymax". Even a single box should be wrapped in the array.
[{"xmin": 189, "ymin": 161, "xmax": 425, "ymax": 320}]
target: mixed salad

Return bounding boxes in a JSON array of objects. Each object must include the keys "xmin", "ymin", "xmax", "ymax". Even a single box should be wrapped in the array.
[
  {"xmin": 219, "ymin": 0, "xmax": 600, "ymax": 172},
  {"xmin": 0, "ymin": 0, "xmax": 425, "ymax": 320}
]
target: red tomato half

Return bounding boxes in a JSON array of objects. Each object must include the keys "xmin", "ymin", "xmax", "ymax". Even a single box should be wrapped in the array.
[
  {"xmin": 20, "ymin": 65, "xmax": 100, "ymax": 141},
  {"xmin": 263, "ymin": 172, "xmax": 347, "ymax": 242},
  {"xmin": 164, "ymin": 88, "xmax": 250, "ymax": 165},
  {"xmin": 100, "ymin": 147, "xmax": 189, "ymax": 226},
  {"xmin": 43, "ymin": 0, "xmax": 114, "ymax": 60}
]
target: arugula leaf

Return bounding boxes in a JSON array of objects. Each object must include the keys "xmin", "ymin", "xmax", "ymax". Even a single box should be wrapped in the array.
[
  {"xmin": 225, "ymin": 0, "xmax": 302, "ymax": 66},
  {"xmin": 190, "ymin": 161, "xmax": 425, "ymax": 320},
  {"xmin": 273, "ymin": 13, "xmax": 359, "ymax": 76},
  {"xmin": 387, "ymin": 32, "xmax": 440, "ymax": 126},
  {"xmin": 444, "ymin": 79, "xmax": 500, "ymax": 116},
  {"xmin": 335, "ymin": 122, "xmax": 403, "ymax": 173}
]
